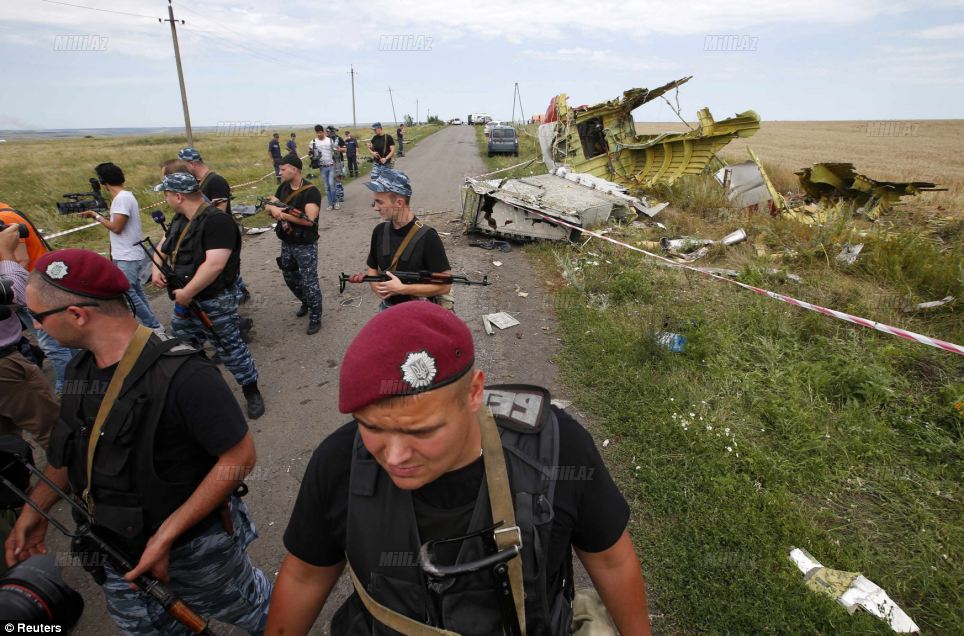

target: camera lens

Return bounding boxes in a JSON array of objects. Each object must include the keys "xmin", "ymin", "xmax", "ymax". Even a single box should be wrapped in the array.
[{"xmin": 0, "ymin": 555, "xmax": 84, "ymax": 626}]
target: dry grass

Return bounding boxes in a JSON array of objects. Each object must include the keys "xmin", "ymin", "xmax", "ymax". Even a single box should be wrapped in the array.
[{"xmin": 636, "ymin": 120, "xmax": 964, "ymax": 215}]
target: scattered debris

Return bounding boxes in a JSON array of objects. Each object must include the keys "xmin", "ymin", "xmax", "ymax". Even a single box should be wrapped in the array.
[
  {"xmin": 245, "ymin": 226, "xmax": 274, "ymax": 235},
  {"xmin": 902, "ymin": 296, "xmax": 955, "ymax": 313},
  {"xmin": 462, "ymin": 168, "xmax": 661, "ymax": 242},
  {"xmin": 765, "ymin": 268, "xmax": 803, "ymax": 283},
  {"xmin": 539, "ymin": 76, "xmax": 759, "ymax": 190},
  {"xmin": 789, "ymin": 547, "xmax": 919, "ymax": 633},
  {"xmin": 482, "ymin": 314, "xmax": 494, "ymax": 336},
  {"xmin": 654, "ymin": 331, "xmax": 686, "ymax": 352},
  {"xmin": 233, "ymin": 204, "xmax": 258, "ymax": 217},
  {"xmin": 602, "ymin": 439, "xmax": 610, "ymax": 448},
  {"xmin": 484, "ymin": 312, "xmax": 521, "ymax": 331},
  {"xmin": 550, "ymin": 399, "xmax": 573, "ymax": 410},
  {"xmin": 659, "ymin": 228, "xmax": 747, "ymax": 261},
  {"xmin": 469, "ymin": 239, "xmax": 513, "ymax": 252},
  {"xmin": 835, "ymin": 243, "xmax": 864, "ymax": 265},
  {"xmin": 714, "ymin": 148, "xmax": 787, "ymax": 214},
  {"xmin": 796, "ymin": 163, "xmax": 945, "ymax": 220},
  {"xmin": 697, "ymin": 267, "xmax": 740, "ymax": 278},
  {"xmin": 493, "ymin": 260, "xmax": 503, "ymax": 267}
]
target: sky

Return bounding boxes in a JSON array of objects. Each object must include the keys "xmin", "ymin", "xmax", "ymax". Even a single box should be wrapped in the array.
[{"xmin": 1, "ymin": 0, "xmax": 963, "ymax": 130}]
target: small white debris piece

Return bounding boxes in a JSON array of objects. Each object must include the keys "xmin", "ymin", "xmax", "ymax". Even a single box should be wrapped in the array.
[
  {"xmin": 789, "ymin": 548, "xmax": 920, "ymax": 633},
  {"xmin": 484, "ymin": 312, "xmax": 520, "ymax": 330},
  {"xmin": 902, "ymin": 296, "xmax": 954, "ymax": 313},
  {"xmin": 246, "ymin": 226, "xmax": 274, "ymax": 235},
  {"xmin": 493, "ymin": 261, "xmax": 503, "ymax": 267},
  {"xmin": 550, "ymin": 399, "xmax": 572, "ymax": 410},
  {"xmin": 482, "ymin": 314, "xmax": 494, "ymax": 336},
  {"xmin": 835, "ymin": 243, "xmax": 864, "ymax": 265},
  {"xmin": 602, "ymin": 439, "xmax": 610, "ymax": 448}
]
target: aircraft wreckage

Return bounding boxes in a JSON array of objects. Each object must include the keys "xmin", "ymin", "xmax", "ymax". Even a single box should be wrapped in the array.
[
  {"xmin": 463, "ymin": 76, "xmax": 759, "ymax": 241},
  {"xmin": 538, "ymin": 75, "xmax": 760, "ymax": 190}
]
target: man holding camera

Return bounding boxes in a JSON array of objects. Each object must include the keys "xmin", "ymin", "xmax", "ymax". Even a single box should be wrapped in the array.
[
  {"xmin": 0, "ymin": 204, "xmax": 76, "ymax": 392},
  {"xmin": 308, "ymin": 126, "xmax": 339, "ymax": 211},
  {"xmin": 150, "ymin": 173, "xmax": 266, "ymax": 419},
  {"xmin": 0, "ymin": 224, "xmax": 58, "ymax": 574},
  {"xmin": 80, "ymin": 162, "xmax": 164, "ymax": 335},
  {"xmin": 5, "ymin": 248, "xmax": 272, "ymax": 632},
  {"xmin": 264, "ymin": 155, "xmax": 323, "ymax": 335}
]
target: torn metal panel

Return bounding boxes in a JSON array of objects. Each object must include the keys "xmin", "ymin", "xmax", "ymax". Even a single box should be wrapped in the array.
[
  {"xmin": 541, "ymin": 76, "xmax": 760, "ymax": 191},
  {"xmin": 462, "ymin": 169, "xmax": 659, "ymax": 242},
  {"xmin": 796, "ymin": 163, "xmax": 945, "ymax": 219}
]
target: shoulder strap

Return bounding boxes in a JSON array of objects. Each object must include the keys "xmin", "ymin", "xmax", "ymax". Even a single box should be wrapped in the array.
[
  {"xmin": 198, "ymin": 172, "xmax": 215, "ymax": 193},
  {"xmin": 479, "ymin": 407, "xmax": 527, "ymax": 635},
  {"xmin": 347, "ymin": 565, "xmax": 461, "ymax": 636},
  {"xmin": 283, "ymin": 182, "xmax": 318, "ymax": 204},
  {"xmin": 388, "ymin": 219, "xmax": 425, "ymax": 273},
  {"xmin": 83, "ymin": 326, "xmax": 153, "ymax": 510}
]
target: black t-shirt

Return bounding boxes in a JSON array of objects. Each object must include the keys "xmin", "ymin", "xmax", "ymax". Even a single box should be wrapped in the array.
[
  {"xmin": 199, "ymin": 171, "xmax": 232, "ymax": 215},
  {"xmin": 371, "ymin": 133, "xmax": 394, "ymax": 159},
  {"xmin": 269, "ymin": 139, "xmax": 282, "ymax": 160},
  {"xmin": 50, "ymin": 356, "xmax": 248, "ymax": 483},
  {"xmin": 366, "ymin": 218, "xmax": 450, "ymax": 306},
  {"xmin": 283, "ymin": 407, "xmax": 629, "ymax": 594},
  {"xmin": 273, "ymin": 180, "xmax": 322, "ymax": 244},
  {"xmin": 160, "ymin": 208, "xmax": 238, "ymax": 255}
]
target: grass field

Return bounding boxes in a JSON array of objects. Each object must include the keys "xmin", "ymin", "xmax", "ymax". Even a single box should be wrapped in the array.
[
  {"xmin": 473, "ymin": 121, "xmax": 963, "ymax": 634},
  {"xmin": 0, "ymin": 122, "xmax": 444, "ymax": 252}
]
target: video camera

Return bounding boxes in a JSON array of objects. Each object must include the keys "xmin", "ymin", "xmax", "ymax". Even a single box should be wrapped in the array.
[
  {"xmin": 56, "ymin": 178, "xmax": 107, "ymax": 215},
  {"xmin": 0, "ymin": 277, "xmax": 16, "ymax": 321}
]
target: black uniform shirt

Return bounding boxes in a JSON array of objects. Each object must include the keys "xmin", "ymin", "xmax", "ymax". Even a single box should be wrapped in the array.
[
  {"xmin": 365, "ymin": 218, "xmax": 451, "ymax": 306},
  {"xmin": 284, "ymin": 407, "xmax": 630, "ymax": 595}
]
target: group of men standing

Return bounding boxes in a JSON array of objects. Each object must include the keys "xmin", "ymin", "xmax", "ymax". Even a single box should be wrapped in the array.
[{"xmin": 0, "ymin": 122, "xmax": 653, "ymax": 635}]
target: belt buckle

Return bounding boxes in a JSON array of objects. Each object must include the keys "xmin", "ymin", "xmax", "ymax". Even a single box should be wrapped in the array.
[{"xmin": 493, "ymin": 524, "xmax": 522, "ymax": 549}]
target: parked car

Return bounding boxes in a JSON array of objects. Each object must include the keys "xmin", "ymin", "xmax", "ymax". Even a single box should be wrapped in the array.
[
  {"xmin": 449, "ymin": 118, "xmax": 463, "ymax": 125},
  {"xmin": 487, "ymin": 125, "xmax": 519, "ymax": 157},
  {"xmin": 483, "ymin": 120, "xmax": 508, "ymax": 135}
]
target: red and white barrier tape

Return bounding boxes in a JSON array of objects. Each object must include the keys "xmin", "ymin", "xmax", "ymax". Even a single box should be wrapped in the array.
[{"xmin": 528, "ymin": 210, "xmax": 963, "ymax": 356}]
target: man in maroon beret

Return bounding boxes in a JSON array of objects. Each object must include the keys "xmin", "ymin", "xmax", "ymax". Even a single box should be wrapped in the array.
[
  {"xmin": 6, "ymin": 248, "xmax": 272, "ymax": 633},
  {"xmin": 268, "ymin": 301, "xmax": 652, "ymax": 635}
]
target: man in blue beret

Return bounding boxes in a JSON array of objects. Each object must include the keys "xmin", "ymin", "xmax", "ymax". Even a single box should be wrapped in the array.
[{"xmin": 347, "ymin": 169, "xmax": 453, "ymax": 310}]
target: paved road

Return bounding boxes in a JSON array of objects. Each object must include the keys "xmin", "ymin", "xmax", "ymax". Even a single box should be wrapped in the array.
[{"xmin": 54, "ymin": 124, "xmax": 576, "ymax": 633}]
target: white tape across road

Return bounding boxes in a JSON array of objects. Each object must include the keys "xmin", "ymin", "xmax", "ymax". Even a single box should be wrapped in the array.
[{"xmin": 527, "ymin": 209, "xmax": 963, "ymax": 356}]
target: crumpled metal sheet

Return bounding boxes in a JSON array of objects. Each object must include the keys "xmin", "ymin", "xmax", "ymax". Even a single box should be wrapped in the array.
[
  {"xmin": 796, "ymin": 163, "xmax": 945, "ymax": 219},
  {"xmin": 540, "ymin": 76, "xmax": 760, "ymax": 192}
]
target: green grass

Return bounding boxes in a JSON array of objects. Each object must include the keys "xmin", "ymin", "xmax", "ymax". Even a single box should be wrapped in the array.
[
  {"xmin": 0, "ymin": 123, "xmax": 445, "ymax": 252},
  {"xmin": 472, "ymin": 128, "xmax": 964, "ymax": 634}
]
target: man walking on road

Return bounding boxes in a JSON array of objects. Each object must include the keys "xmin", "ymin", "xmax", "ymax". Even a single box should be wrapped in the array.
[
  {"xmin": 268, "ymin": 132, "xmax": 283, "ymax": 183},
  {"xmin": 308, "ymin": 125, "xmax": 339, "ymax": 211},
  {"xmin": 344, "ymin": 131, "xmax": 359, "ymax": 177}
]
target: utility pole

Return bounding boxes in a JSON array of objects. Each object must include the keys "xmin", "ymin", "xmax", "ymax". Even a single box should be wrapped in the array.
[
  {"xmin": 348, "ymin": 65, "xmax": 358, "ymax": 128},
  {"xmin": 161, "ymin": 0, "xmax": 193, "ymax": 146},
  {"xmin": 388, "ymin": 87, "xmax": 397, "ymax": 125},
  {"xmin": 512, "ymin": 82, "xmax": 525, "ymax": 124}
]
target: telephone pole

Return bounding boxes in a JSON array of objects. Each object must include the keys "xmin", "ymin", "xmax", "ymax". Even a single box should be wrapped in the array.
[
  {"xmin": 348, "ymin": 65, "xmax": 358, "ymax": 128},
  {"xmin": 388, "ymin": 87, "xmax": 398, "ymax": 125},
  {"xmin": 511, "ymin": 82, "xmax": 525, "ymax": 124},
  {"xmin": 161, "ymin": 0, "xmax": 193, "ymax": 146}
]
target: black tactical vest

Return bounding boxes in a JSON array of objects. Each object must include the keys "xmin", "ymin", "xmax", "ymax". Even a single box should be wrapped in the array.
[
  {"xmin": 171, "ymin": 206, "xmax": 240, "ymax": 300},
  {"xmin": 333, "ymin": 385, "xmax": 575, "ymax": 635},
  {"xmin": 52, "ymin": 336, "xmax": 218, "ymax": 555}
]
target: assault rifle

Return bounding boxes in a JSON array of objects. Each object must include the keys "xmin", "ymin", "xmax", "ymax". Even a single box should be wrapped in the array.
[
  {"xmin": 0, "ymin": 436, "xmax": 217, "ymax": 634},
  {"xmin": 254, "ymin": 196, "xmax": 316, "ymax": 225},
  {"xmin": 338, "ymin": 271, "xmax": 490, "ymax": 293},
  {"xmin": 137, "ymin": 216, "xmax": 224, "ymax": 348}
]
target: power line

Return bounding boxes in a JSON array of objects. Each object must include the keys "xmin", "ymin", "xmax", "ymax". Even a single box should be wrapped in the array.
[{"xmin": 37, "ymin": 0, "xmax": 158, "ymax": 19}]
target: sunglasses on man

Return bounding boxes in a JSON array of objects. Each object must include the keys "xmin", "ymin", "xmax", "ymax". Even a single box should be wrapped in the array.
[{"xmin": 28, "ymin": 302, "xmax": 100, "ymax": 324}]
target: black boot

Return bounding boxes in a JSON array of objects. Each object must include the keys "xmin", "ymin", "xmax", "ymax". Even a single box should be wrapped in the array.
[
  {"xmin": 243, "ymin": 383, "xmax": 265, "ymax": 419},
  {"xmin": 307, "ymin": 317, "xmax": 321, "ymax": 335},
  {"xmin": 296, "ymin": 303, "xmax": 309, "ymax": 317}
]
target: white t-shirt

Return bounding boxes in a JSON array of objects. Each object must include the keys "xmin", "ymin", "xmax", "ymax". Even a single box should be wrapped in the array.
[
  {"xmin": 108, "ymin": 189, "xmax": 145, "ymax": 261},
  {"xmin": 310, "ymin": 137, "xmax": 335, "ymax": 165}
]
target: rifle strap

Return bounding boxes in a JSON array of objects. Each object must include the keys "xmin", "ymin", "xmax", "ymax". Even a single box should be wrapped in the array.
[
  {"xmin": 386, "ymin": 219, "xmax": 425, "ymax": 273},
  {"xmin": 282, "ymin": 182, "xmax": 319, "ymax": 221},
  {"xmin": 83, "ymin": 325, "xmax": 153, "ymax": 511},
  {"xmin": 347, "ymin": 565, "xmax": 461, "ymax": 636},
  {"xmin": 479, "ymin": 406, "xmax": 527, "ymax": 635}
]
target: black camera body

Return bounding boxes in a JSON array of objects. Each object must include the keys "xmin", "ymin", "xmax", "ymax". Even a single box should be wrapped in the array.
[
  {"xmin": 0, "ymin": 555, "xmax": 84, "ymax": 627},
  {"xmin": 56, "ymin": 178, "xmax": 108, "ymax": 215},
  {"xmin": 0, "ymin": 223, "xmax": 28, "ymax": 239},
  {"xmin": 0, "ymin": 277, "xmax": 16, "ymax": 322}
]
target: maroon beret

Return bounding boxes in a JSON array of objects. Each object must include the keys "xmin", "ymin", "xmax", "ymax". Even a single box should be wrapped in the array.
[
  {"xmin": 34, "ymin": 249, "xmax": 130, "ymax": 299},
  {"xmin": 339, "ymin": 301, "xmax": 475, "ymax": 413}
]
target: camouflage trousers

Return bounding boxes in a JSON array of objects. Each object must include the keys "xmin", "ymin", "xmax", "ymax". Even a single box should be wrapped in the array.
[
  {"xmin": 334, "ymin": 161, "xmax": 345, "ymax": 201},
  {"xmin": 171, "ymin": 288, "xmax": 259, "ymax": 387},
  {"xmin": 279, "ymin": 241, "xmax": 322, "ymax": 321},
  {"xmin": 101, "ymin": 498, "xmax": 271, "ymax": 635}
]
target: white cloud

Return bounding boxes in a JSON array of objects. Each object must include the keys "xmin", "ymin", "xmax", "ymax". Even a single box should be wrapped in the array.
[
  {"xmin": 912, "ymin": 22, "xmax": 964, "ymax": 39},
  {"xmin": 522, "ymin": 47, "xmax": 678, "ymax": 72}
]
